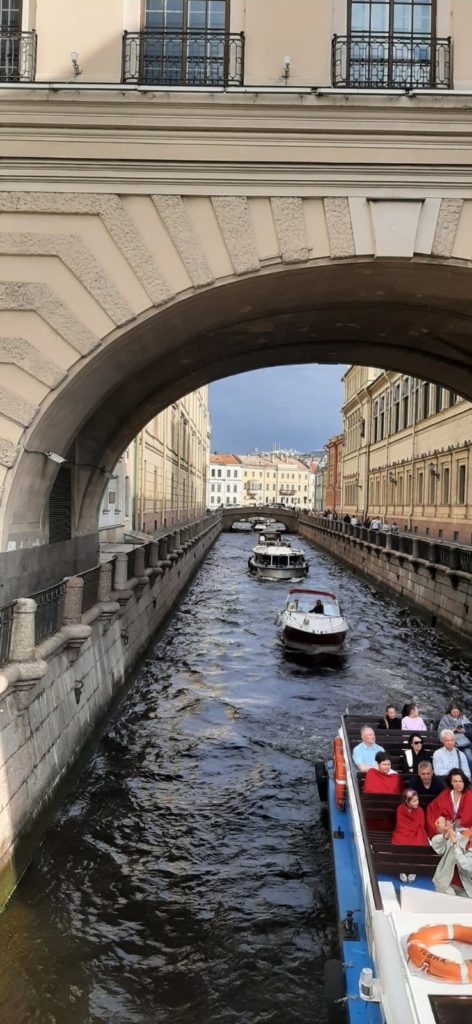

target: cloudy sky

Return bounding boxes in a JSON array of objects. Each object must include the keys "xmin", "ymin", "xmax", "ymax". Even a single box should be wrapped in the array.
[{"xmin": 209, "ymin": 364, "xmax": 345, "ymax": 454}]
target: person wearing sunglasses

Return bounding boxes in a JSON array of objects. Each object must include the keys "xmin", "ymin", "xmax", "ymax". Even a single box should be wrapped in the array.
[{"xmin": 401, "ymin": 734, "xmax": 431, "ymax": 774}]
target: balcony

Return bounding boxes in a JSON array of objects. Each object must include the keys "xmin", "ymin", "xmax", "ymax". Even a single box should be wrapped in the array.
[
  {"xmin": 0, "ymin": 29, "xmax": 37, "ymax": 82},
  {"xmin": 332, "ymin": 33, "xmax": 452, "ymax": 90},
  {"xmin": 122, "ymin": 30, "xmax": 245, "ymax": 87}
]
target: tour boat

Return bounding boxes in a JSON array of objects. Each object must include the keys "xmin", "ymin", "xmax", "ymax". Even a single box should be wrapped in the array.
[
  {"xmin": 231, "ymin": 520, "xmax": 252, "ymax": 532},
  {"xmin": 277, "ymin": 588, "xmax": 348, "ymax": 655},
  {"xmin": 248, "ymin": 533, "xmax": 308, "ymax": 581},
  {"xmin": 317, "ymin": 713, "xmax": 472, "ymax": 1024}
]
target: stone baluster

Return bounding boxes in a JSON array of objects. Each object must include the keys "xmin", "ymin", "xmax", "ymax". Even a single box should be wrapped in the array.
[
  {"xmin": 412, "ymin": 538, "xmax": 420, "ymax": 559},
  {"xmin": 98, "ymin": 561, "xmax": 113, "ymax": 602},
  {"xmin": 63, "ymin": 576, "xmax": 84, "ymax": 625},
  {"xmin": 114, "ymin": 552, "xmax": 129, "ymax": 590},
  {"xmin": 9, "ymin": 598, "xmax": 37, "ymax": 662}
]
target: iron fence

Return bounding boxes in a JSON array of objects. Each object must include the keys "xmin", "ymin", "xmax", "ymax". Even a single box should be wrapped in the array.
[
  {"xmin": 31, "ymin": 582, "xmax": 65, "ymax": 645},
  {"xmin": 0, "ymin": 29, "xmax": 37, "ymax": 82},
  {"xmin": 122, "ymin": 29, "xmax": 244, "ymax": 87},
  {"xmin": 80, "ymin": 565, "xmax": 101, "ymax": 613},
  {"xmin": 0, "ymin": 602, "xmax": 15, "ymax": 666},
  {"xmin": 459, "ymin": 549, "xmax": 472, "ymax": 574},
  {"xmin": 416, "ymin": 539, "xmax": 431, "ymax": 561},
  {"xmin": 332, "ymin": 33, "xmax": 451, "ymax": 90}
]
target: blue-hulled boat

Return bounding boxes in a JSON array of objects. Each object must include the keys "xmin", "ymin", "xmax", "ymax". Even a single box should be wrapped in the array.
[{"xmin": 319, "ymin": 714, "xmax": 472, "ymax": 1024}]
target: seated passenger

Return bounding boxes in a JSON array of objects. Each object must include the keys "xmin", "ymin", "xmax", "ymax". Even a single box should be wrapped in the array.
[
  {"xmin": 401, "ymin": 702, "xmax": 427, "ymax": 731},
  {"xmin": 377, "ymin": 704, "xmax": 401, "ymax": 731},
  {"xmin": 438, "ymin": 703, "xmax": 472, "ymax": 770},
  {"xmin": 352, "ymin": 726, "xmax": 385, "ymax": 773},
  {"xmin": 431, "ymin": 817, "xmax": 472, "ymax": 898},
  {"xmin": 401, "ymin": 734, "xmax": 431, "ymax": 774},
  {"xmin": 432, "ymin": 730, "xmax": 471, "ymax": 780},
  {"xmin": 311, "ymin": 599, "xmax": 324, "ymax": 614},
  {"xmin": 410, "ymin": 761, "xmax": 445, "ymax": 797},
  {"xmin": 426, "ymin": 768, "xmax": 472, "ymax": 838},
  {"xmin": 391, "ymin": 790, "xmax": 429, "ymax": 847},
  {"xmin": 363, "ymin": 752, "xmax": 403, "ymax": 795}
]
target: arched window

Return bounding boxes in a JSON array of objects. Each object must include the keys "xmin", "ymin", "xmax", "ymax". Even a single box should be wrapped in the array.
[{"xmin": 337, "ymin": 1, "xmax": 450, "ymax": 90}]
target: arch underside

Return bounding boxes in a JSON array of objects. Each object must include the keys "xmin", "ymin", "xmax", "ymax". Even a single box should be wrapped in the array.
[{"xmin": 5, "ymin": 256, "xmax": 472, "ymax": 547}]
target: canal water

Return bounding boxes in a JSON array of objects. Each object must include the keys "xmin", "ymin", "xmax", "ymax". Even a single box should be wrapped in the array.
[{"xmin": 1, "ymin": 531, "xmax": 472, "ymax": 1024}]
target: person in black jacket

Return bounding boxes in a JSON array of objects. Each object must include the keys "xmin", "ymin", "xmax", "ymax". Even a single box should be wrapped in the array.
[
  {"xmin": 377, "ymin": 704, "xmax": 401, "ymax": 731},
  {"xmin": 401, "ymin": 734, "xmax": 431, "ymax": 774},
  {"xmin": 410, "ymin": 761, "xmax": 445, "ymax": 796}
]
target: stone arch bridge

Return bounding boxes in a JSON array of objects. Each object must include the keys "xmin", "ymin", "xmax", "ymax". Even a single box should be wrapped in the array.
[{"xmin": 2, "ymin": 90, "xmax": 472, "ymax": 592}]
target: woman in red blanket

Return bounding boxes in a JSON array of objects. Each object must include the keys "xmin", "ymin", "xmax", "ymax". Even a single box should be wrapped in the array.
[
  {"xmin": 426, "ymin": 768, "xmax": 472, "ymax": 838},
  {"xmin": 392, "ymin": 790, "xmax": 429, "ymax": 846},
  {"xmin": 363, "ymin": 752, "xmax": 403, "ymax": 795}
]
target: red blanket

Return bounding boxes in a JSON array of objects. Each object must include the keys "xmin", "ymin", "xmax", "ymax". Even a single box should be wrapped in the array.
[{"xmin": 391, "ymin": 804, "xmax": 429, "ymax": 846}]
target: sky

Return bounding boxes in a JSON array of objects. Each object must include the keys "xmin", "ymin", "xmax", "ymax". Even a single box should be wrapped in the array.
[{"xmin": 209, "ymin": 364, "xmax": 346, "ymax": 454}]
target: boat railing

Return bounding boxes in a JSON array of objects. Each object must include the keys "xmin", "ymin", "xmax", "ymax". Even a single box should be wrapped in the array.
[{"xmin": 340, "ymin": 713, "xmax": 383, "ymax": 911}]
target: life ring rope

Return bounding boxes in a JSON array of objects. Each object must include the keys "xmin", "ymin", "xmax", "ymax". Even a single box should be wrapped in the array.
[
  {"xmin": 333, "ymin": 736, "xmax": 347, "ymax": 811},
  {"xmin": 407, "ymin": 924, "xmax": 472, "ymax": 984}
]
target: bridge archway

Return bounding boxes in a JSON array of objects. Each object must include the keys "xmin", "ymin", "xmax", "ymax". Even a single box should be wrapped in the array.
[{"xmin": 2, "ymin": 191, "xmax": 472, "ymax": 552}]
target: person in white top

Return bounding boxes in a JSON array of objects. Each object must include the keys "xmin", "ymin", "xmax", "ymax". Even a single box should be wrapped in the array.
[
  {"xmin": 370, "ymin": 517, "xmax": 381, "ymax": 530},
  {"xmin": 401, "ymin": 702, "xmax": 427, "ymax": 731}
]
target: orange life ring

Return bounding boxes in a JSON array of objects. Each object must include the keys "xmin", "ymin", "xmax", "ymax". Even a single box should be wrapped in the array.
[
  {"xmin": 333, "ymin": 737, "xmax": 346, "ymax": 810},
  {"xmin": 407, "ymin": 924, "xmax": 472, "ymax": 984}
]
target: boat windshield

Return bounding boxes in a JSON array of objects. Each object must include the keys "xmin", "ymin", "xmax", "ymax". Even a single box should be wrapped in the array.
[{"xmin": 287, "ymin": 597, "xmax": 340, "ymax": 616}]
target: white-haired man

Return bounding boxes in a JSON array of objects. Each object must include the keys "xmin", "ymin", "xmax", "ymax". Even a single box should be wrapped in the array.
[{"xmin": 432, "ymin": 729, "xmax": 471, "ymax": 780}]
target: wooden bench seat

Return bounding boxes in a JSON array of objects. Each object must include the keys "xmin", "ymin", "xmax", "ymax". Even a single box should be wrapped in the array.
[{"xmin": 370, "ymin": 840, "xmax": 438, "ymax": 877}]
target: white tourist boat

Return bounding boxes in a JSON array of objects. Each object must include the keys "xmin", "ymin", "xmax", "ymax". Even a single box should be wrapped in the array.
[
  {"xmin": 317, "ymin": 713, "xmax": 472, "ymax": 1024},
  {"xmin": 231, "ymin": 520, "xmax": 252, "ymax": 532},
  {"xmin": 248, "ymin": 532, "xmax": 308, "ymax": 581},
  {"xmin": 277, "ymin": 587, "xmax": 348, "ymax": 654}
]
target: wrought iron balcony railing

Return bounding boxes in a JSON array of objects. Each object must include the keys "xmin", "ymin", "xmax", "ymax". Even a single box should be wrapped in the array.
[
  {"xmin": 0, "ymin": 29, "xmax": 37, "ymax": 82},
  {"xmin": 332, "ymin": 33, "xmax": 452, "ymax": 90},
  {"xmin": 122, "ymin": 29, "xmax": 244, "ymax": 87}
]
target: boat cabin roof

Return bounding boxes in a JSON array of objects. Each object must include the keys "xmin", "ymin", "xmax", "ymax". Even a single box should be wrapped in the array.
[{"xmin": 288, "ymin": 588, "xmax": 336, "ymax": 599}]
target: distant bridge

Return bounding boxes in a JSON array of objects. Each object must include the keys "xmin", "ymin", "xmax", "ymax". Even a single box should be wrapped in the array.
[{"xmin": 221, "ymin": 507, "xmax": 300, "ymax": 531}]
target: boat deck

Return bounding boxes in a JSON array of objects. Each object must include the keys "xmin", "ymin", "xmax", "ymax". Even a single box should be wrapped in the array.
[{"xmin": 326, "ymin": 714, "xmax": 472, "ymax": 1024}]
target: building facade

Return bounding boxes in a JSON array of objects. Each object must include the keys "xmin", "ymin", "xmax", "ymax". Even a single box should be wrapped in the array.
[
  {"xmin": 342, "ymin": 367, "xmax": 472, "ymax": 542},
  {"xmin": 99, "ymin": 387, "xmax": 210, "ymax": 538},
  {"xmin": 207, "ymin": 452, "xmax": 315, "ymax": 508},
  {"xmin": 325, "ymin": 435, "xmax": 344, "ymax": 513},
  {"xmin": 207, "ymin": 454, "xmax": 243, "ymax": 509},
  {"xmin": 4, "ymin": 0, "xmax": 472, "ymax": 578}
]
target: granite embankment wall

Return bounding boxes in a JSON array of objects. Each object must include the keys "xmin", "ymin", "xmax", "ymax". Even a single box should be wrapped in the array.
[
  {"xmin": 0, "ymin": 515, "xmax": 221, "ymax": 906},
  {"xmin": 298, "ymin": 516, "xmax": 472, "ymax": 641}
]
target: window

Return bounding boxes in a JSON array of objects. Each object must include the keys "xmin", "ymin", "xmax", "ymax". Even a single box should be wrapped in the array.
[
  {"xmin": 422, "ymin": 381, "xmax": 430, "ymax": 420},
  {"xmin": 442, "ymin": 467, "xmax": 450, "ymax": 504},
  {"xmin": 417, "ymin": 470, "xmax": 424, "ymax": 504},
  {"xmin": 458, "ymin": 464, "xmax": 466, "ymax": 504},
  {"xmin": 342, "ymin": 1, "xmax": 445, "ymax": 91},
  {"xmin": 406, "ymin": 473, "xmax": 412, "ymax": 504},
  {"xmin": 435, "ymin": 385, "xmax": 442, "ymax": 414},
  {"xmin": 393, "ymin": 383, "xmax": 400, "ymax": 433},
  {"xmin": 402, "ymin": 377, "xmax": 410, "ymax": 428},
  {"xmin": 373, "ymin": 400, "xmax": 379, "ymax": 443},
  {"xmin": 141, "ymin": 0, "xmax": 232, "ymax": 87},
  {"xmin": 428, "ymin": 472, "xmax": 436, "ymax": 505}
]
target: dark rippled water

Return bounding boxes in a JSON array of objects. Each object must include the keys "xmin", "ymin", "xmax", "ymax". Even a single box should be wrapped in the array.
[{"xmin": 1, "ymin": 532, "xmax": 472, "ymax": 1024}]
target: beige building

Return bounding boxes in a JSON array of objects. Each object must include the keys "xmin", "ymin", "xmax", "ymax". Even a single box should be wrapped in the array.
[
  {"xmin": 99, "ymin": 387, "xmax": 209, "ymax": 538},
  {"xmin": 220, "ymin": 452, "xmax": 314, "ymax": 508},
  {"xmin": 342, "ymin": 367, "xmax": 472, "ymax": 542},
  {"xmin": 4, "ymin": 0, "xmax": 472, "ymax": 592}
]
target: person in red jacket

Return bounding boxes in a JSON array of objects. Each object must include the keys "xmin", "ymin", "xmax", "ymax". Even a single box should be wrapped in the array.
[
  {"xmin": 392, "ymin": 790, "xmax": 429, "ymax": 846},
  {"xmin": 363, "ymin": 752, "xmax": 403, "ymax": 795},
  {"xmin": 426, "ymin": 768, "xmax": 472, "ymax": 838}
]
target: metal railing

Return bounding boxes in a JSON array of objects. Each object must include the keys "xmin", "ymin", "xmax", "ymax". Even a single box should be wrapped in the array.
[
  {"xmin": 310, "ymin": 515, "xmax": 472, "ymax": 576},
  {"xmin": 31, "ymin": 582, "xmax": 66, "ymax": 645},
  {"xmin": 332, "ymin": 32, "xmax": 452, "ymax": 90},
  {"xmin": 122, "ymin": 29, "xmax": 244, "ymax": 87},
  {"xmin": 80, "ymin": 565, "xmax": 101, "ymax": 613},
  {"xmin": 0, "ymin": 29, "xmax": 37, "ymax": 82},
  {"xmin": 0, "ymin": 602, "xmax": 15, "ymax": 666},
  {"xmin": 127, "ymin": 547, "xmax": 136, "ymax": 580}
]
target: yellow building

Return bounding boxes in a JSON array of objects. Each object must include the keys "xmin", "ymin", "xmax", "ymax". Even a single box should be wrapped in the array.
[
  {"xmin": 100, "ymin": 387, "xmax": 210, "ymax": 537},
  {"xmin": 237, "ymin": 453, "xmax": 313, "ymax": 508},
  {"xmin": 342, "ymin": 367, "xmax": 472, "ymax": 543}
]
